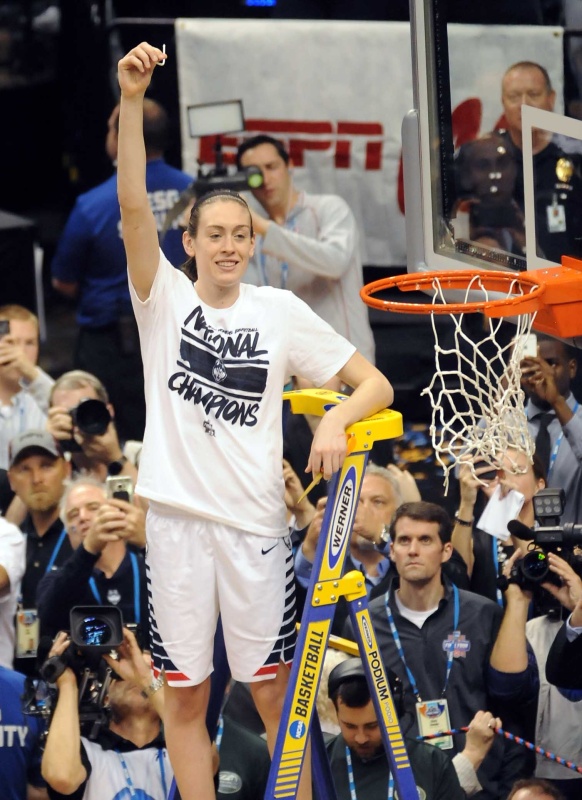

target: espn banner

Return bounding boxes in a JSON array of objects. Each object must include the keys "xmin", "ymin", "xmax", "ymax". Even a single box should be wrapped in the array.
[{"xmin": 175, "ymin": 20, "xmax": 563, "ymax": 266}]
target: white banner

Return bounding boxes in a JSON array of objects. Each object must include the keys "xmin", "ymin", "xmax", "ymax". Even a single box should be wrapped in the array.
[{"xmin": 175, "ymin": 20, "xmax": 563, "ymax": 266}]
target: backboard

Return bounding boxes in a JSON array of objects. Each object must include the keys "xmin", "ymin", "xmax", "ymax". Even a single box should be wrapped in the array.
[{"xmin": 405, "ymin": 0, "xmax": 582, "ymax": 277}]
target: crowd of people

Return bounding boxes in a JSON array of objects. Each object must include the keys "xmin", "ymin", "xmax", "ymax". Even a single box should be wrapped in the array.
[{"xmin": 2, "ymin": 37, "xmax": 582, "ymax": 800}]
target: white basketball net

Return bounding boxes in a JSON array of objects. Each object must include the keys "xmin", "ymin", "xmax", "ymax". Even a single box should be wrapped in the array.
[{"xmin": 420, "ymin": 274, "xmax": 536, "ymax": 493}]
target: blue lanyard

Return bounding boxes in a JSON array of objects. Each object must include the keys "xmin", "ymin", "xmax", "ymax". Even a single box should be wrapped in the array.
[
  {"xmin": 492, "ymin": 538, "xmax": 503, "ymax": 608},
  {"xmin": 257, "ymin": 237, "xmax": 289, "ymax": 289},
  {"xmin": 547, "ymin": 401, "xmax": 579, "ymax": 481},
  {"xmin": 45, "ymin": 529, "xmax": 67, "ymax": 575},
  {"xmin": 345, "ymin": 746, "xmax": 394, "ymax": 800},
  {"xmin": 116, "ymin": 748, "xmax": 168, "ymax": 798},
  {"xmin": 89, "ymin": 552, "xmax": 140, "ymax": 624},
  {"xmin": 256, "ymin": 209, "xmax": 299, "ymax": 290},
  {"xmin": 215, "ymin": 714, "xmax": 224, "ymax": 752},
  {"xmin": 384, "ymin": 584, "xmax": 459, "ymax": 703}
]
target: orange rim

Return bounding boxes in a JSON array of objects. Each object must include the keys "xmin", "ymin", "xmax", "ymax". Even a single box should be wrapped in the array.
[{"xmin": 361, "ymin": 270, "xmax": 546, "ymax": 316}]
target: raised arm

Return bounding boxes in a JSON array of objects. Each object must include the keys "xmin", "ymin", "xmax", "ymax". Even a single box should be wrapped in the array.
[
  {"xmin": 117, "ymin": 42, "xmax": 167, "ymax": 300},
  {"xmin": 41, "ymin": 633, "xmax": 87, "ymax": 794}
]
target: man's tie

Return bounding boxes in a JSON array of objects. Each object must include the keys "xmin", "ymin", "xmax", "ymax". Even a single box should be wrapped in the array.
[{"xmin": 534, "ymin": 412, "xmax": 554, "ymax": 476}]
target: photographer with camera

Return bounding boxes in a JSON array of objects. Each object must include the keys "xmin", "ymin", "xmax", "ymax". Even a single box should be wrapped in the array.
[
  {"xmin": 46, "ymin": 371, "xmax": 138, "ymax": 485},
  {"xmin": 41, "ymin": 627, "xmax": 171, "ymax": 799},
  {"xmin": 236, "ymin": 135, "xmax": 375, "ymax": 362},
  {"xmin": 521, "ymin": 335, "xmax": 582, "ymax": 526},
  {"xmin": 36, "ymin": 476, "xmax": 148, "ymax": 647},
  {"xmin": 452, "ymin": 448, "xmax": 546, "ymax": 604},
  {"xmin": 489, "ymin": 549, "xmax": 582, "ymax": 800}
]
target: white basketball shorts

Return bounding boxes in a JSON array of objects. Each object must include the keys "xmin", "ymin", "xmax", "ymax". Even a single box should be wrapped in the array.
[{"xmin": 145, "ymin": 506, "xmax": 297, "ymax": 686}]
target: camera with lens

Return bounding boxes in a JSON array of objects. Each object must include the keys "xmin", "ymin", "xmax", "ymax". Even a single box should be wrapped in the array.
[
  {"xmin": 70, "ymin": 399, "xmax": 111, "ymax": 436},
  {"xmin": 160, "ymin": 99, "xmax": 265, "ymax": 238},
  {"xmin": 60, "ymin": 399, "xmax": 112, "ymax": 452},
  {"xmin": 502, "ymin": 488, "xmax": 582, "ymax": 593},
  {"xmin": 23, "ymin": 606, "xmax": 124, "ymax": 738}
]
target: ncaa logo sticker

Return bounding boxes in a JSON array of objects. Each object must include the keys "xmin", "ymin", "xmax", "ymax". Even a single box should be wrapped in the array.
[
  {"xmin": 289, "ymin": 720, "xmax": 307, "ymax": 740},
  {"xmin": 327, "ymin": 465, "xmax": 357, "ymax": 570}
]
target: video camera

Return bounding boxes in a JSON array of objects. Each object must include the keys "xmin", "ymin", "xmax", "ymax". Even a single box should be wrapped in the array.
[
  {"xmin": 22, "ymin": 606, "xmax": 125, "ymax": 739},
  {"xmin": 161, "ymin": 99, "xmax": 264, "ymax": 237},
  {"xmin": 503, "ymin": 488, "xmax": 582, "ymax": 593}
]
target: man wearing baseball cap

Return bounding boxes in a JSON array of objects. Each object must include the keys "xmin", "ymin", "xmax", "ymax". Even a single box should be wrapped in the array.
[{"xmin": 7, "ymin": 429, "xmax": 71, "ymax": 674}]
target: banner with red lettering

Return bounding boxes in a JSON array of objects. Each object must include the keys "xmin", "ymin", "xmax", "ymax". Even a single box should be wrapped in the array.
[{"xmin": 175, "ymin": 20, "xmax": 563, "ymax": 266}]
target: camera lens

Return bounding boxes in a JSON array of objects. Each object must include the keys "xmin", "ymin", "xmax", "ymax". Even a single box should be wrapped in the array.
[
  {"xmin": 79, "ymin": 616, "xmax": 113, "ymax": 647},
  {"xmin": 520, "ymin": 550, "xmax": 550, "ymax": 583},
  {"xmin": 72, "ymin": 399, "xmax": 111, "ymax": 436}
]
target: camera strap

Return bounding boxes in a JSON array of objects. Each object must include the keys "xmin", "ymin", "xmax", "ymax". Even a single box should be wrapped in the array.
[
  {"xmin": 256, "ymin": 207, "xmax": 301, "ymax": 290},
  {"xmin": 88, "ymin": 552, "xmax": 140, "ymax": 625},
  {"xmin": 257, "ymin": 235, "xmax": 289, "ymax": 290}
]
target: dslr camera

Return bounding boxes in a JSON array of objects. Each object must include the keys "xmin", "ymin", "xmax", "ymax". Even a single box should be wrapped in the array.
[
  {"xmin": 23, "ymin": 606, "xmax": 125, "ymax": 738},
  {"xmin": 503, "ymin": 488, "xmax": 582, "ymax": 593},
  {"xmin": 61, "ymin": 398, "xmax": 112, "ymax": 452}
]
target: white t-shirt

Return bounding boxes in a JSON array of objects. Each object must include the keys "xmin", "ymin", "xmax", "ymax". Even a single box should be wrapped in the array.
[
  {"xmin": 0, "ymin": 518, "xmax": 25, "ymax": 669},
  {"xmin": 80, "ymin": 738, "xmax": 172, "ymax": 800},
  {"xmin": 129, "ymin": 252, "xmax": 355, "ymax": 537}
]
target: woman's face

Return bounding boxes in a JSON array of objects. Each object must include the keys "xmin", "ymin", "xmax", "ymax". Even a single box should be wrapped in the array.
[{"xmin": 184, "ymin": 199, "xmax": 255, "ymax": 293}]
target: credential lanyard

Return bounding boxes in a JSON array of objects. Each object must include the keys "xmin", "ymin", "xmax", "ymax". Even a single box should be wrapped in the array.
[
  {"xmin": 45, "ymin": 529, "xmax": 67, "ymax": 575},
  {"xmin": 258, "ymin": 238, "xmax": 289, "ymax": 290},
  {"xmin": 384, "ymin": 584, "xmax": 459, "ymax": 703},
  {"xmin": 215, "ymin": 713, "xmax": 224, "ymax": 752},
  {"xmin": 492, "ymin": 538, "xmax": 503, "ymax": 608},
  {"xmin": 257, "ymin": 211, "xmax": 299, "ymax": 290},
  {"xmin": 89, "ymin": 552, "xmax": 140, "ymax": 624},
  {"xmin": 346, "ymin": 746, "xmax": 394, "ymax": 800},
  {"xmin": 116, "ymin": 748, "xmax": 167, "ymax": 798},
  {"xmin": 547, "ymin": 401, "xmax": 579, "ymax": 481}
]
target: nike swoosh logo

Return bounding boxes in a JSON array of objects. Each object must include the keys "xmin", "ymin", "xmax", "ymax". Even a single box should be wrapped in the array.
[{"xmin": 261, "ymin": 542, "xmax": 278, "ymax": 555}]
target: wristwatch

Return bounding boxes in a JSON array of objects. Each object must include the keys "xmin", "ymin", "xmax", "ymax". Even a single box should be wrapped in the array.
[
  {"xmin": 454, "ymin": 513, "xmax": 473, "ymax": 527},
  {"xmin": 107, "ymin": 455, "xmax": 128, "ymax": 476},
  {"xmin": 141, "ymin": 675, "xmax": 165, "ymax": 699}
]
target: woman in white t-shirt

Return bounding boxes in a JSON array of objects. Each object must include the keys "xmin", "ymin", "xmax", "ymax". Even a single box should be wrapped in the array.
[{"xmin": 116, "ymin": 42, "xmax": 393, "ymax": 800}]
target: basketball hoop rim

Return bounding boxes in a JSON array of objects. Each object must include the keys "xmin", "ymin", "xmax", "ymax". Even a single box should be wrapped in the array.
[{"xmin": 361, "ymin": 269, "xmax": 546, "ymax": 316}]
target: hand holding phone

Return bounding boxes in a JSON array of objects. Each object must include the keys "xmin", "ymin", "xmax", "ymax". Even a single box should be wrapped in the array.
[{"xmin": 105, "ymin": 475, "xmax": 134, "ymax": 503}]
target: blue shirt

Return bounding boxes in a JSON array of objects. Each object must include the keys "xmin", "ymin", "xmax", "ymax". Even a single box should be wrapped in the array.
[
  {"xmin": 51, "ymin": 159, "xmax": 192, "ymax": 328},
  {"xmin": 526, "ymin": 393, "xmax": 582, "ymax": 524},
  {"xmin": 0, "ymin": 667, "xmax": 45, "ymax": 799},
  {"xmin": 294, "ymin": 545, "xmax": 391, "ymax": 591}
]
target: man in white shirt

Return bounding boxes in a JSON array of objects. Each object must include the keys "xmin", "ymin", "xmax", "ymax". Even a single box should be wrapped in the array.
[
  {"xmin": 236, "ymin": 135, "xmax": 375, "ymax": 362},
  {"xmin": 0, "ymin": 305, "xmax": 54, "ymax": 471}
]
